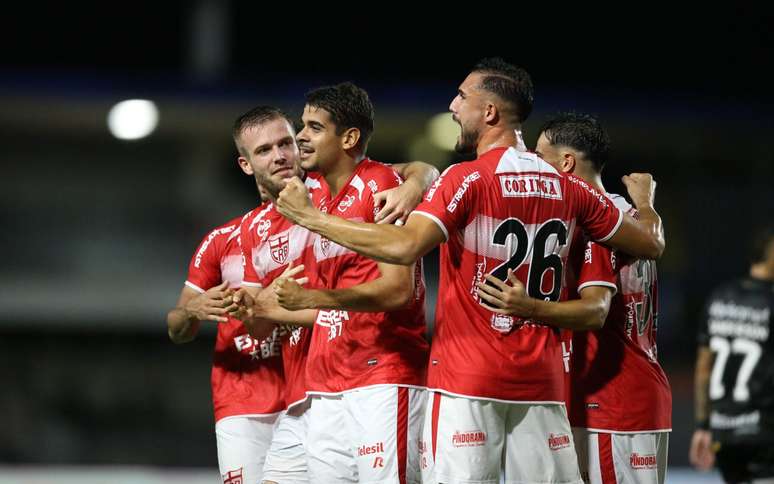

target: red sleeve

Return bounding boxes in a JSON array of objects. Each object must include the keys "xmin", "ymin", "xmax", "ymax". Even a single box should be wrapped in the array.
[
  {"xmin": 413, "ymin": 164, "xmax": 481, "ymax": 240},
  {"xmin": 576, "ymin": 240, "xmax": 618, "ymax": 296},
  {"xmin": 240, "ymin": 211, "xmax": 263, "ymax": 288},
  {"xmin": 567, "ymin": 174, "xmax": 623, "ymax": 242},
  {"xmin": 185, "ymin": 228, "xmax": 225, "ymax": 293}
]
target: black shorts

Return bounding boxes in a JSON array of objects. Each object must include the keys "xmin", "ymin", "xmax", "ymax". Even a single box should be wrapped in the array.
[{"xmin": 716, "ymin": 442, "xmax": 774, "ymax": 483}]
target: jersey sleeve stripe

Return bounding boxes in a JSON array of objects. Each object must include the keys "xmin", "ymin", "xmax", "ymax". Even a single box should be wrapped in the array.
[
  {"xmin": 596, "ymin": 208, "xmax": 624, "ymax": 242},
  {"xmin": 184, "ymin": 281, "xmax": 206, "ymax": 293},
  {"xmin": 577, "ymin": 280, "xmax": 618, "ymax": 296},
  {"xmin": 412, "ymin": 211, "xmax": 449, "ymax": 241}
]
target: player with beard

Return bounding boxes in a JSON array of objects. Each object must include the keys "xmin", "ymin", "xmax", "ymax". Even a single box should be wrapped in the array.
[{"xmin": 275, "ymin": 58, "xmax": 666, "ymax": 483}]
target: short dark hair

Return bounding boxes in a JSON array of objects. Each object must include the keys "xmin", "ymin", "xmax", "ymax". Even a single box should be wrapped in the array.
[
  {"xmin": 539, "ymin": 112, "xmax": 611, "ymax": 173},
  {"xmin": 232, "ymin": 105, "xmax": 294, "ymax": 156},
  {"xmin": 748, "ymin": 226, "xmax": 774, "ymax": 265},
  {"xmin": 305, "ymin": 82, "xmax": 374, "ymax": 152},
  {"xmin": 472, "ymin": 57, "xmax": 534, "ymax": 124}
]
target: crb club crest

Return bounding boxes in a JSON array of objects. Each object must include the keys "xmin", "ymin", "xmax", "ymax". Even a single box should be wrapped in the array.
[
  {"xmin": 269, "ymin": 234, "xmax": 289, "ymax": 264},
  {"xmin": 320, "ymin": 236, "xmax": 330, "ymax": 254}
]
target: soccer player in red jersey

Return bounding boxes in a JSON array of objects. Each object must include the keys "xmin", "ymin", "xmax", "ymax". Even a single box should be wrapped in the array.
[
  {"xmin": 166, "ymin": 208, "xmax": 284, "ymax": 484},
  {"xmin": 477, "ymin": 113, "xmax": 672, "ymax": 483},
  {"xmin": 275, "ymin": 59, "xmax": 665, "ymax": 483},
  {"xmin": 170, "ymin": 103, "xmax": 435, "ymax": 484},
  {"xmin": 270, "ymin": 83, "xmax": 430, "ymax": 483},
  {"xmin": 229, "ymin": 99, "xmax": 437, "ymax": 483}
]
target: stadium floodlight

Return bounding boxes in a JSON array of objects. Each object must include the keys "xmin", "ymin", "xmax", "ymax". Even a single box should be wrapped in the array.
[
  {"xmin": 107, "ymin": 99, "xmax": 159, "ymax": 140},
  {"xmin": 427, "ymin": 112, "xmax": 458, "ymax": 152}
]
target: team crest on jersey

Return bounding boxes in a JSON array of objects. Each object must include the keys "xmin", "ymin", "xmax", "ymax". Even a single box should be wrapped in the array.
[
  {"xmin": 490, "ymin": 313, "xmax": 516, "ymax": 333},
  {"xmin": 269, "ymin": 234, "xmax": 289, "ymax": 264},
  {"xmin": 319, "ymin": 236, "xmax": 330, "ymax": 254},
  {"xmin": 338, "ymin": 194, "xmax": 356, "ymax": 212},
  {"xmin": 222, "ymin": 467, "xmax": 243, "ymax": 484}
]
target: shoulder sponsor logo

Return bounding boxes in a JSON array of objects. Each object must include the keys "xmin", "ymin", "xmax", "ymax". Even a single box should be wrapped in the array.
[
  {"xmin": 426, "ymin": 165, "xmax": 454, "ymax": 202},
  {"xmin": 630, "ymin": 453, "xmax": 657, "ymax": 469},
  {"xmin": 268, "ymin": 234, "xmax": 289, "ymax": 264},
  {"xmin": 566, "ymin": 176, "xmax": 609, "ymax": 207},
  {"xmin": 548, "ymin": 433, "xmax": 571, "ymax": 451},
  {"xmin": 500, "ymin": 174, "xmax": 562, "ymax": 200},
  {"xmin": 194, "ymin": 225, "xmax": 236, "ymax": 268},
  {"xmin": 452, "ymin": 430, "xmax": 487, "ymax": 447},
  {"xmin": 447, "ymin": 171, "xmax": 481, "ymax": 213},
  {"xmin": 368, "ymin": 179, "xmax": 379, "ymax": 194}
]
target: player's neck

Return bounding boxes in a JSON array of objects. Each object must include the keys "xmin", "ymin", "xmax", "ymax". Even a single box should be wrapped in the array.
[
  {"xmin": 574, "ymin": 167, "xmax": 606, "ymax": 193},
  {"xmin": 323, "ymin": 153, "xmax": 365, "ymax": 197},
  {"xmin": 476, "ymin": 125, "xmax": 519, "ymax": 157}
]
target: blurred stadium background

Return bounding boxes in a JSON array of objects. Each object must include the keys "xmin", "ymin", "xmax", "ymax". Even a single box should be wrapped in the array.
[{"xmin": 1, "ymin": 3, "xmax": 771, "ymax": 483}]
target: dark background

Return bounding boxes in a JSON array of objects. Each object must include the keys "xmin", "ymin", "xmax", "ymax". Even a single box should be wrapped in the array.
[{"xmin": 1, "ymin": 2, "xmax": 772, "ymax": 472}]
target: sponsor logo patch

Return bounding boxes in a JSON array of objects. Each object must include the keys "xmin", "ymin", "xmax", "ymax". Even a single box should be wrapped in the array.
[
  {"xmin": 491, "ymin": 313, "xmax": 515, "ymax": 333},
  {"xmin": 630, "ymin": 453, "xmax": 657, "ymax": 469},
  {"xmin": 500, "ymin": 174, "xmax": 562, "ymax": 200},
  {"xmin": 548, "ymin": 433, "xmax": 571, "ymax": 451},
  {"xmin": 446, "ymin": 171, "xmax": 481, "ymax": 212},
  {"xmin": 452, "ymin": 430, "xmax": 487, "ymax": 447},
  {"xmin": 358, "ymin": 441, "xmax": 384, "ymax": 457}
]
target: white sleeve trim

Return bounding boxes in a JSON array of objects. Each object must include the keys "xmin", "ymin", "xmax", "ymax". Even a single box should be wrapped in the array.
[
  {"xmin": 241, "ymin": 281, "xmax": 263, "ymax": 288},
  {"xmin": 411, "ymin": 211, "xmax": 449, "ymax": 241},
  {"xmin": 184, "ymin": 281, "xmax": 206, "ymax": 293},
  {"xmin": 597, "ymin": 208, "xmax": 624, "ymax": 242},
  {"xmin": 577, "ymin": 280, "xmax": 618, "ymax": 296}
]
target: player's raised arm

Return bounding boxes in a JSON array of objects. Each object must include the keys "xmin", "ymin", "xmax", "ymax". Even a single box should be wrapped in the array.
[
  {"xmin": 374, "ymin": 161, "xmax": 440, "ymax": 225},
  {"xmin": 277, "ymin": 177, "xmax": 445, "ymax": 265},
  {"xmin": 605, "ymin": 173, "xmax": 665, "ymax": 260}
]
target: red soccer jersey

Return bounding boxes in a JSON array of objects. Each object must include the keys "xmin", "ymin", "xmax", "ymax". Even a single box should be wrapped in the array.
[
  {"xmin": 240, "ymin": 175, "xmax": 326, "ymax": 410},
  {"xmin": 306, "ymin": 159, "xmax": 429, "ymax": 394},
  {"xmin": 413, "ymin": 147, "xmax": 623, "ymax": 403},
  {"xmin": 567, "ymin": 194, "xmax": 672, "ymax": 432},
  {"xmin": 185, "ymin": 216, "xmax": 285, "ymax": 422}
]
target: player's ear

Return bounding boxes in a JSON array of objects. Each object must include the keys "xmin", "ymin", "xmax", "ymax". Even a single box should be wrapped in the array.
[
  {"xmin": 341, "ymin": 127, "xmax": 361, "ymax": 151},
  {"xmin": 562, "ymin": 152, "xmax": 576, "ymax": 173},
  {"xmin": 484, "ymin": 102, "xmax": 498, "ymax": 124},
  {"xmin": 238, "ymin": 156, "xmax": 254, "ymax": 175}
]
